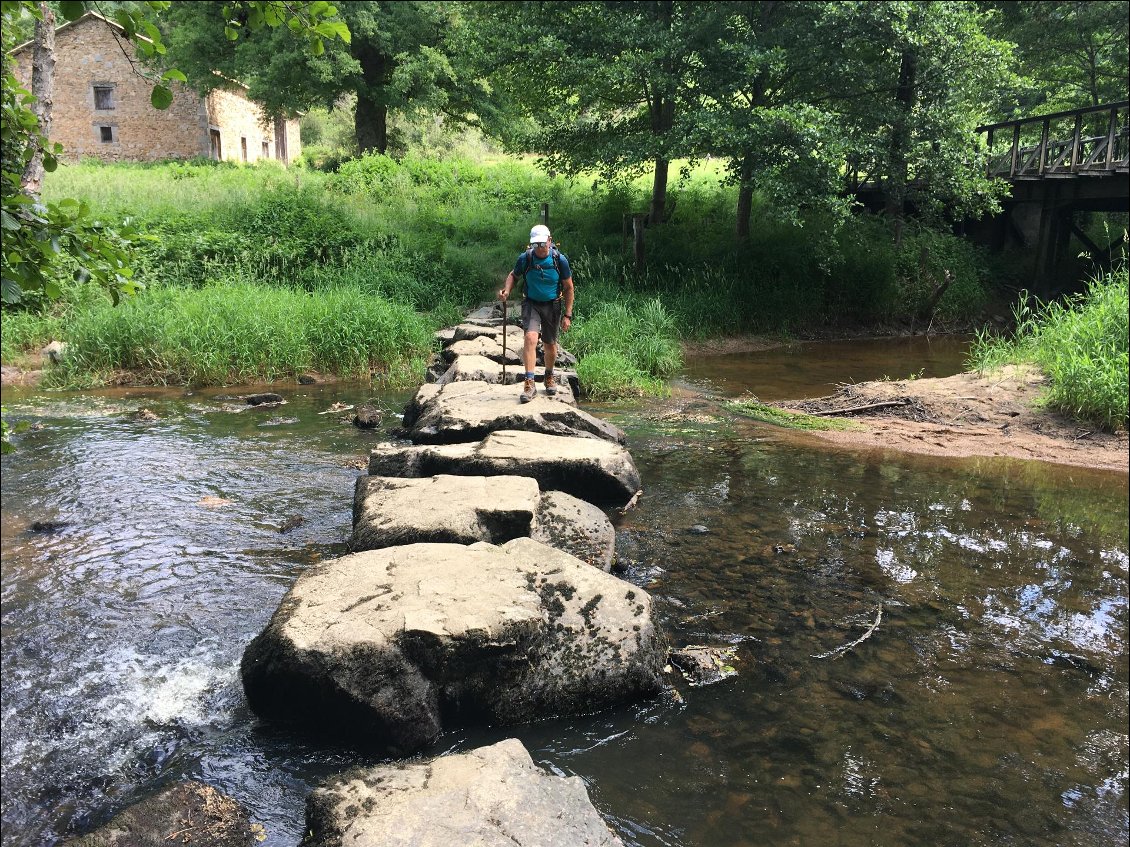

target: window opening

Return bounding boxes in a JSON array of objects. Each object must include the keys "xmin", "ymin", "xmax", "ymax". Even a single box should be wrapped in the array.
[
  {"xmin": 93, "ymin": 85, "xmax": 114, "ymax": 110},
  {"xmin": 210, "ymin": 128, "xmax": 222, "ymax": 160},
  {"xmin": 262, "ymin": 141, "xmax": 269, "ymax": 158},
  {"xmin": 240, "ymin": 137, "xmax": 248, "ymax": 162},
  {"xmin": 98, "ymin": 125, "xmax": 114, "ymax": 143}
]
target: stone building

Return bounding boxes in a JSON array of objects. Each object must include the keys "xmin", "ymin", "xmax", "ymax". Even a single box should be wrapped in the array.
[{"xmin": 11, "ymin": 11, "xmax": 300, "ymax": 165}]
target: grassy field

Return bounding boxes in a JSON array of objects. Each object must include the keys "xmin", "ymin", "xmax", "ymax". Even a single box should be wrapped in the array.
[{"xmin": 2, "ymin": 154, "xmax": 996, "ymax": 396}]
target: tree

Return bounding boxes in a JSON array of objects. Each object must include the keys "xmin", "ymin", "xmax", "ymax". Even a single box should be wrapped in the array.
[
  {"xmin": 163, "ymin": 1, "xmax": 475, "ymax": 157},
  {"xmin": 983, "ymin": 0, "xmax": 1129, "ymax": 112},
  {"xmin": 468, "ymin": 0, "xmax": 717, "ymax": 226},
  {"xmin": 816, "ymin": 1, "xmax": 1015, "ymax": 241},
  {"xmin": 686, "ymin": 1, "xmax": 849, "ymax": 238},
  {"xmin": 0, "ymin": 0, "xmax": 348, "ymax": 305}
]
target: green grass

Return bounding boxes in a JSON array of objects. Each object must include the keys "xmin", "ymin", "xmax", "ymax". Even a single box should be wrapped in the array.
[
  {"xmin": 726, "ymin": 399, "xmax": 863, "ymax": 431},
  {"xmin": 3, "ymin": 155, "xmax": 999, "ymax": 396},
  {"xmin": 968, "ymin": 266, "xmax": 1129, "ymax": 431},
  {"xmin": 43, "ymin": 281, "xmax": 434, "ymax": 389}
]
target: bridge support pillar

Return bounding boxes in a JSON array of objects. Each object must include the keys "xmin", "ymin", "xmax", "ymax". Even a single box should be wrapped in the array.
[{"xmin": 1032, "ymin": 185, "xmax": 1073, "ymax": 298}]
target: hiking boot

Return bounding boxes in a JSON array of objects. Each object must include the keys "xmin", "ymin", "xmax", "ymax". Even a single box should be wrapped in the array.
[
  {"xmin": 544, "ymin": 373, "xmax": 558, "ymax": 396},
  {"xmin": 520, "ymin": 378, "xmax": 536, "ymax": 403}
]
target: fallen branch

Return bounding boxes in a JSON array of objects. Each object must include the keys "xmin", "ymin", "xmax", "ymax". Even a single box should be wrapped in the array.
[
  {"xmin": 811, "ymin": 602, "xmax": 883, "ymax": 660},
  {"xmin": 810, "ymin": 400, "xmax": 910, "ymax": 417},
  {"xmin": 620, "ymin": 489, "xmax": 643, "ymax": 514}
]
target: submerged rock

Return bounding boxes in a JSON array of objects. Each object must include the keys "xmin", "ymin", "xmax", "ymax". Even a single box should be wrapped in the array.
[
  {"xmin": 243, "ymin": 392, "xmax": 284, "ymax": 406},
  {"xmin": 406, "ymin": 381, "xmax": 624, "ymax": 445},
  {"xmin": 303, "ymin": 738, "xmax": 623, "ymax": 847},
  {"xmin": 240, "ymin": 539, "xmax": 665, "ymax": 754},
  {"xmin": 368, "ymin": 430, "xmax": 642, "ymax": 506},
  {"xmin": 352, "ymin": 404, "xmax": 383, "ymax": 429},
  {"xmin": 65, "ymin": 781, "xmax": 258, "ymax": 847},
  {"xmin": 669, "ymin": 645, "xmax": 739, "ymax": 687}
]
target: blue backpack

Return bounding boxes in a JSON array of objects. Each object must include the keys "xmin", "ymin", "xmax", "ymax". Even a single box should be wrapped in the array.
[{"xmin": 519, "ymin": 246, "xmax": 566, "ymax": 300}]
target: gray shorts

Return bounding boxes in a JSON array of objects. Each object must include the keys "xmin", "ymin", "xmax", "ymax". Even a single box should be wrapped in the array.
[{"xmin": 521, "ymin": 298, "xmax": 562, "ymax": 344}]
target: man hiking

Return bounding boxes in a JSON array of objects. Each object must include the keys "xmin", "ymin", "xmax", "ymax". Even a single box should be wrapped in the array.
[{"xmin": 498, "ymin": 224, "xmax": 575, "ymax": 403}]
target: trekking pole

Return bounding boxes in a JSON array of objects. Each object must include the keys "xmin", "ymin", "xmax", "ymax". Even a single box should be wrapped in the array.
[{"xmin": 500, "ymin": 292, "xmax": 508, "ymax": 384}]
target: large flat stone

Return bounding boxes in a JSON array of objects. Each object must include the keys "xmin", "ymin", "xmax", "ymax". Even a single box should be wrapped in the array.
[
  {"xmin": 353, "ymin": 475, "xmax": 616, "ymax": 569},
  {"xmin": 451, "ymin": 323, "xmax": 525, "ymax": 346},
  {"xmin": 442, "ymin": 337, "xmax": 522, "ymax": 365},
  {"xmin": 303, "ymin": 739, "xmax": 623, "ymax": 847},
  {"xmin": 407, "ymin": 381, "xmax": 624, "ymax": 445},
  {"xmin": 352, "ymin": 475, "xmax": 539, "ymax": 550},
  {"xmin": 532, "ymin": 490, "xmax": 616, "ymax": 571},
  {"xmin": 240, "ymin": 539, "xmax": 666, "ymax": 754},
  {"xmin": 368, "ymin": 430, "xmax": 641, "ymax": 505},
  {"xmin": 437, "ymin": 354, "xmax": 580, "ymax": 396}
]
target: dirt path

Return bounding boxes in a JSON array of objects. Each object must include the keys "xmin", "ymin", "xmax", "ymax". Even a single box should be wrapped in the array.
[{"xmin": 776, "ymin": 364, "xmax": 1128, "ymax": 473}]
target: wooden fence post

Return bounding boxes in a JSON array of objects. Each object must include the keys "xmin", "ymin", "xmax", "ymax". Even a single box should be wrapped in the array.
[
  {"xmin": 540, "ymin": 203, "xmax": 549, "ymax": 227},
  {"xmin": 632, "ymin": 214, "xmax": 646, "ymax": 272}
]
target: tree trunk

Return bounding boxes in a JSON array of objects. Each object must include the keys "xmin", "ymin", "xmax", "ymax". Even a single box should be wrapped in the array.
[
  {"xmin": 735, "ymin": 152, "xmax": 756, "ymax": 240},
  {"xmin": 355, "ymin": 91, "xmax": 388, "ymax": 155},
  {"xmin": 885, "ymin": 47, "xmax": 917, "ymax": 246},
  {"xmin": 354, "ymin": 43, "xmax": 391, "ymax": 155},
  {"xmin": 21, "ymin": 4, "xmax": 56, "ymax": 198},
  {"xmin": 649, "ymin": 157, "xmax": 669, "ymax": 225}
]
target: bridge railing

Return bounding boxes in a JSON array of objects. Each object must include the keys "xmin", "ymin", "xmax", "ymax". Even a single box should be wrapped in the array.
[{"xmin": 977, "ymin": 101, "xmax": 1129, "ymax": 179}]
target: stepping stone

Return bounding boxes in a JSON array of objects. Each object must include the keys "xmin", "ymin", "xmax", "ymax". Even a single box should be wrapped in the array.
[
  {"xmin": 352, "ymin": 474, "xmax": 615, "ymax": 569},
  {"xmin": 436, "ymin": 354, "xmax": 580, "ymax": 396},
  {"xmin": 368, "ymin": 430, "xmax": 642, "ymax": 506},
  {"xmin": 532, "ymin": 490, "xmax": 616, "ymax": 570},
  {"xmin": 405, "ymin": 381, "xmax": 624, "ymax": 445},
  {"xmin": 304, "ymin": 738, "xmax": 624, "ymax": 847},
  {"xmin": 451, "ymin": 323, "xmax": 525, "ymax": 346},
  {"xmin": 464, "ymin": 304, "xmax": 500, "ymax": 322},
  {"xmin": 65, "ymin": 781, "xmax": 257, "ymax": 846},
  {"xmin": 442, "ymin": 337, "xmax": 522, "ymax": 365},
  {"xmin": 240, "ymin": 539, "xmax": 666, "ymax": 755}
]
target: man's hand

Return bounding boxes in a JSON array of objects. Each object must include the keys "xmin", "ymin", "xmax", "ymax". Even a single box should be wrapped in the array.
[
  {"xmin": 562, "ymin": 315, "xmax": 572, "ymax": 332},
  {"xmin": 498, "ymin": 288, "xmax": 509, "ymax": 300}
]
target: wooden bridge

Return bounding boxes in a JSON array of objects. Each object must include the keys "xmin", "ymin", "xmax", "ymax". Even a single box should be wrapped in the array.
[
  {"xmin": 851, "ymin": 102, "xmax": 1128, "ymax": 297},
  {"xmin": 973, "ymin": 101, "xmax": 1128, "ymax": 295}
]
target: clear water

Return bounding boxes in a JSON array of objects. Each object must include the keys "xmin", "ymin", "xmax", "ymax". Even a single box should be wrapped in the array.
[{"xmin": 2, "ymin": 340, "xmax": 1126, "ymax": 846}]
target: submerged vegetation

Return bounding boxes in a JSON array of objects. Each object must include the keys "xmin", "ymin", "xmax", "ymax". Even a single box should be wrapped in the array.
[
  {"xmin": 2, "ymin": 157, "xmax": 994, "ymax": 396},
  {"xmin": 726, "ymin": 400, "xmax": 863, "ymax": 431},
  {"xmin": 968, "ymin": 266, "xmax": 1129, "ymax": 431}
]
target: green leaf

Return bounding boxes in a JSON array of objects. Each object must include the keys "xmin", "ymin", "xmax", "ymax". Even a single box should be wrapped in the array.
[
  {"xmin": 0, "ymin": 210, "xmax": 19, "ymax": 230},
  {"xmin": 59, "ymin": 1, "xmax": 86, "ymax": 22},
  {"xmin": 161, "ymin": 68, "xmax": 188, "ymax": 83},
  {"xmin": 150, "ymin": 85, "xmax": 173, "ymax": 110}
]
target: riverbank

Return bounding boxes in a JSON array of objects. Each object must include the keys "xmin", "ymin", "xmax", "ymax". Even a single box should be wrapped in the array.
[{"xmin": 776, "ymin": 364, "xmax": 1128, "ymax": 473}]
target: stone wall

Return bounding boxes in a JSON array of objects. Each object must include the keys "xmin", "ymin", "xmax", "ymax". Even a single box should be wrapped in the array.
[
  {"xmin": 13, "ymin": 13, "xmax": 300, "ymax": 165},
  {"xmin": 13, "ymin": 15, "xmax": 207, "ymax": 162}
]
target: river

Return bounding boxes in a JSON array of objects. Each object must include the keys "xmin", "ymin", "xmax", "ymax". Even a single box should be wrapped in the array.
[{"xmin": 2, "ymin": 335, "xmax": 1126, "ymax": 846}]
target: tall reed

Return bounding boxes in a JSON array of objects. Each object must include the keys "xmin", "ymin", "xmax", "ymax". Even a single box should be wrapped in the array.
[{"xmin": 968, "ymin": 266, "xmax": 1128, "ymax": 431}]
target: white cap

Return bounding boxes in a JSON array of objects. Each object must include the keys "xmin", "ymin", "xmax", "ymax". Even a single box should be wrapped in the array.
[{"xmin": 529, "ymin": 224, "xmax": 551, "ymax": 244}]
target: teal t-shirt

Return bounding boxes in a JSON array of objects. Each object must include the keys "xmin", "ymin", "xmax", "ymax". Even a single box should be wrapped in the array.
[{"xmin": 515, "ymin": 250, "xmax": 571, "ymax": 302}]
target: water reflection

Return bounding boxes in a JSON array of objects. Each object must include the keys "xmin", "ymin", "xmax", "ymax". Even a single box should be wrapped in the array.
[{"xmin": 1, "ymin": 354, "xmax": 1127, "ymax": 846}]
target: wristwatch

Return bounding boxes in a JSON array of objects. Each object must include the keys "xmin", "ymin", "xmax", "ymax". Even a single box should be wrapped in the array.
[{"xmin": 565, "ymin": 313, "xmax": 573, "ymax": 319}]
